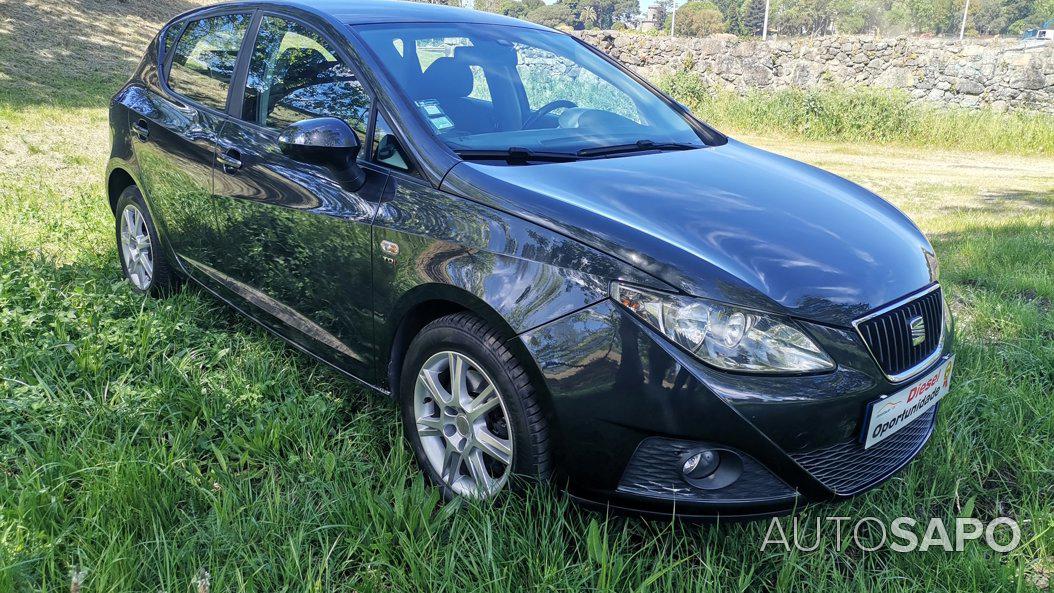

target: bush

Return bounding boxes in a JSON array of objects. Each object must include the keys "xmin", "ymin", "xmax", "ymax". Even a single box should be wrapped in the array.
[{"xmin": 657, "ymin": 70, "xmax": 1054, "ymax": 155}]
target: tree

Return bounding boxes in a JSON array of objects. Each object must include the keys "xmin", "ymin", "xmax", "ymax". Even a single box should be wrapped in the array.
[
  {"xmin": 833, "ymin": 0, "xmax": 888, "ymax": 33},
  {"xmin": 526, "ymin": 2, "xmax": 577, "ymax": 27},
  {"xmin": 711, "ymin": 0, "xmax": 745, "ymax": 33},
  {"xmin": 673, "ymin": 1, "xmax": 729, "ymax": 35},
  {"xmin": 510, "ymin": 0, "xmax": 1046, "ymax": 35},
  {"xmin": 1004, "ymin": 0, "xmax": 1038, "ymax": 25},
  {"xmin": 523, "ymin": 0, "xmax": 639, "ymax": 29},
  {"xmin": 773, "ymin": 0, "xmax": 873, "ymax": 34},
  {"xmin": 571, "ymin": 0, "xmax": 642, "ymax": 28},
  {"xmin": 741, "ymin": 0, "xmax": 769, "ymax": 33},
  {"xmin": 1016, "ymin": 0, "xmax": 1053, "ymax": 31},
  {"xmin": 476, "ymin": 0, "xmax": 545, "ymax": 18},
  {"xmin": 888, "ymin": 0, "xmax": 941, "ymax": 32},
  {"xmin": 971, "ymin": 0, "xmax": 1009, "ymax": 33},
  {"xmin": 579, "ymin": 3, "xmax": 601, "ymax": 26}
]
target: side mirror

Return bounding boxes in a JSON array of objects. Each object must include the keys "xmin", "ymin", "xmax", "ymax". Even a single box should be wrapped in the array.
[{"xmin": 278, "ymin": 117, "xmax": 365, "ymax": 191}]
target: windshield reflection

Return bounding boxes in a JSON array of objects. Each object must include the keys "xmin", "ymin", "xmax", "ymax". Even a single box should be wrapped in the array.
[{"xmin": 356, "ymin": 23, "xmax": 705, "ymax": 156}]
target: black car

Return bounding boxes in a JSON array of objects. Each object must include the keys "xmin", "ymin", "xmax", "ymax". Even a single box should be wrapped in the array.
[{"xmin": 106, "ymin": 0, "xmax": 955, "ymax": 519}]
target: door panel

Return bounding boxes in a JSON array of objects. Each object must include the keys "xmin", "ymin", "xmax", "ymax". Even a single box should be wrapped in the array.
[
  {"xmin": 128, "ymin": 13, "xmax": 251, "ymax": 285},
  {"xmin": 127, "ymin": 91, "xmax": 225, "ymax": 272},
  {"xmin": 208, "ymin": 15, "xmax": 383, "ymax": 380},
  {"xmin": 211, "ymin": 122, "xmax": 385, "ymax": 377}
]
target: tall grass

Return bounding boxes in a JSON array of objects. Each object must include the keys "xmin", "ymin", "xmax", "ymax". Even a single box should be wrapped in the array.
[
  {"xmin": 3, "ymin": 96, "xmax": 1053, "ymax": 590},
  {"xmin": 2, "ymin": 2, "xmax": 1053, "ymax": 589},
  {"xmin": 658, "ymin": 71, "xmax": 1054, "ymax": 156}
]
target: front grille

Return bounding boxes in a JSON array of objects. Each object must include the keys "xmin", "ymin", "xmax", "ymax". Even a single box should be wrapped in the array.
[
  {"xmin": 855, "ymin": 286, "xmax": 943, "ymax": 380},
  {"xmin": 791, "ymin": 407, "xmax": 936, "ymax": 495}
]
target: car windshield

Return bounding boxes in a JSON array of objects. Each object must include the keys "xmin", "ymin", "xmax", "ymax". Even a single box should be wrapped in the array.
[{"xmin": 355, "ymin": 23, "xmax": 706, "ymax": 158}]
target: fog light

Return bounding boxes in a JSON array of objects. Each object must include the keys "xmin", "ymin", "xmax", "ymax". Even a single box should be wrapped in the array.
[
  {"xmin": 680, "ymin": 448, "xmax": 744, "ymax": 490},
  {"xmin": 682, "ymin": 449, "xmax": 719, "ymax": 479}
]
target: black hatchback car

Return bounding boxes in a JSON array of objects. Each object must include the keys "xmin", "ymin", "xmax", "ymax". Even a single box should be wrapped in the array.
[{"xmin": 107, "ymin": 0, "xmax": 954, "ymax": 518}]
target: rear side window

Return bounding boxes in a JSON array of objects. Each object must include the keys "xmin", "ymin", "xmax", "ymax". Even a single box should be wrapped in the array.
[
  {"xmin": 241, "ymin": 16, "xmax": 371, "ymax": 136},
  {"xmin": 168, "ymin": 13, "xmax": 251, "ymax": 110}
]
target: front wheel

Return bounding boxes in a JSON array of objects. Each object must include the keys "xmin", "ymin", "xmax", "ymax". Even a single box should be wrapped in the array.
[{"xmin": 399, "ymin": 312, "xmax": 551, "ymax": 500}]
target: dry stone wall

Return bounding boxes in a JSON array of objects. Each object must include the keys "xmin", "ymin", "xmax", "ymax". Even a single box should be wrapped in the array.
[{"xmin": 573, "ymin": 31, "xmax": 1054, "ymax": 113}]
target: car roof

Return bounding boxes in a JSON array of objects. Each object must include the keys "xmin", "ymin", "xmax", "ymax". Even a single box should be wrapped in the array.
[{"xmin": 207, "ymin": 0, "xmax": 550, "ymax": 29}]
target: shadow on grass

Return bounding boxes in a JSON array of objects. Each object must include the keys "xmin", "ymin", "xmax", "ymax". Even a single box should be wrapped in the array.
[
  {"xmin": 0, "ymin": 0, "xmax": 206, "ymax": 110},
  {"xmin": 975, "ymin": 189, "xmax": 1054, "ymax": 212}
]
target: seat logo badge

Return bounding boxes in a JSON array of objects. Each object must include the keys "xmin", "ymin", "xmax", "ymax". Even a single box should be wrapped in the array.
[{"xmin": 908, "ymin": 315, "xmax": 926, "ymax": 346}]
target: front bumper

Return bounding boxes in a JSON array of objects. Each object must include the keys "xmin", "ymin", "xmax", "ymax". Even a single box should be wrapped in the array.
[{"xmin": 518, "ymin": 299, "xmax": 952, "ymax": 518}]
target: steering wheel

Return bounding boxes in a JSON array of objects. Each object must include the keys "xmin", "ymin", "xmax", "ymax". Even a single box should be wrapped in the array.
[{"xmin": 523, "ymin": 100, "xmax": 578, "ymax": 129}]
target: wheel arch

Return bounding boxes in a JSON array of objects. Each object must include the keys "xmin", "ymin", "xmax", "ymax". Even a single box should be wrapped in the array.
[
  {"xmin": 107, "ymin": 166, "xmax": 137, "ymax": 214},
  {"xmin": 383, "ymin": 284, "xmax": 551, "ymax": 414}
]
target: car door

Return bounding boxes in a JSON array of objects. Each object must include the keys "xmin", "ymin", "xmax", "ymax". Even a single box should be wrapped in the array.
[
  {"xmin": 128, "ymin": 12, "xmax": 253, "ymax": 282},
  {"xmin": 209, "ymin": 13, "xmax": 386, "ymax": 381}
]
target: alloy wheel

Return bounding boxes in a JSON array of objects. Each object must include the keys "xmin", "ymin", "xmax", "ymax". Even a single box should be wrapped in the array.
[
  {"xmin": 119, "ymin": 204, "xmax": 153, "ymax": 290},
  {"xmin": 413, "ymin": 350, "xmax": 514, "ymax": 498}
]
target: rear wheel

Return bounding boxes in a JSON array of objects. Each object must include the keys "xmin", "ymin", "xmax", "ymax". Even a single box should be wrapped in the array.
[
  {"xmin": 400, "ymin": 312, "xmax": 551, "ymax": 500},
  {"xmin": 115, "ymin": 186, "xmax": 181, "ymax": 298}
]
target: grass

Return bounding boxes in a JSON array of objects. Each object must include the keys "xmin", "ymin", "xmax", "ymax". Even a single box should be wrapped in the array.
[
  {"xmin": 658, "ymin": 71, "xmax": 1054, "ymax": 156},
  {"xmin": 1, "ymin": 1, "xmax": 1053, "ymax": 591}
]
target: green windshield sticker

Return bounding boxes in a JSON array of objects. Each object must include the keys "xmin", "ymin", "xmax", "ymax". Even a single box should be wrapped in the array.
[{"xmin": 416, "ymin": 100, "xmax": 454, "ymax": 131}]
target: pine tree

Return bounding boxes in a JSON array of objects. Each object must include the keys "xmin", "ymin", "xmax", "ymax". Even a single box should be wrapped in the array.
[
  {"xmin": 740, "ymin": 0, "xmax": 768, "ymax": 34},
  {"xmin": 712, "ymin": 0, "xmax": 744, "ymax": 32}
]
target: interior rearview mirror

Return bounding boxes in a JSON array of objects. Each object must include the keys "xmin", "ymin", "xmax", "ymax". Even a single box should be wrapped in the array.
[{"xmin": 278, "ymin": 117, "xmax": 366, "ymax": 191}]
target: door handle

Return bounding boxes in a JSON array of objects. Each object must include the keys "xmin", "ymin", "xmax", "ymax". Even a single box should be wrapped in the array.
[
  {"xmin": 132, "ymin": 119, "xmax": 149, "ymax": 141},
  {"xmin": 217, "ymin": 148, "xmax": 242, "ymax": 171}
]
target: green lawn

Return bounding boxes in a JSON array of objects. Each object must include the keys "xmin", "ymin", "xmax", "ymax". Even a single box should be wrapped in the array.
[{"xmin": 1, "ymin": 2, "xmax": 1053, "ymax": 591}]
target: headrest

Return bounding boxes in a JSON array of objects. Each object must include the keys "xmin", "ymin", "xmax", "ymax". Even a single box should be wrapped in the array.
[{"xmin": 420, "ymin": 57, "xmax": 473, "ymax": 99}]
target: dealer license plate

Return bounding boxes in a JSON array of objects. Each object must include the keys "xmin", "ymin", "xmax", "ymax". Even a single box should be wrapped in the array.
[{"xmin": 863, "ymin": 356, "xmax": 954, "ymax": 449}]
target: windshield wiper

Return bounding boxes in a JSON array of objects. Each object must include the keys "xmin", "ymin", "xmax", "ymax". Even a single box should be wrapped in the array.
[
  {"xmin": 454, "ymin": 147, "xmax": 580, "ymax": 164},
  {"xmin": 577, "ymin": 139, "xmax": 701, "ymax": 158}
]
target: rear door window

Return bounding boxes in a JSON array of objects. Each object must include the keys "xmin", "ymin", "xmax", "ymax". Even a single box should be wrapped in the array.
[
  {"xmin": 240, "ymin": 16, "xmax": 371, "ymax": 138},
  {"xmin": 167, "ymin": 13, "xmax": 251, "ymax": 111}
]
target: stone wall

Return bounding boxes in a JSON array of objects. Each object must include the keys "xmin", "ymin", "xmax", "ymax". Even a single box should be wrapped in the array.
[{"xmin": 573, "ymin": 31, "xmax": 1054, "ymax": 113}]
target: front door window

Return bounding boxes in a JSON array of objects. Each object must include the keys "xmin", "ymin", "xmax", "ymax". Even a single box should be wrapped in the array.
[{"xmin": 241, "ymin": 16, "xmax": 371, "ymax": 141}]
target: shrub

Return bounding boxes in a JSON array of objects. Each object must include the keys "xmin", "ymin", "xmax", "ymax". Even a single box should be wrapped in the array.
[{"xmin": 657, "ymin": 70, "xmax": 1054, "ymax": 155}]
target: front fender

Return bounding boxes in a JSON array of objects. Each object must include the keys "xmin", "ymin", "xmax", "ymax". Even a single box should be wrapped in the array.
[{"xmin": 372, "ymin": 174, "xmax": 670, "ymax": 389}]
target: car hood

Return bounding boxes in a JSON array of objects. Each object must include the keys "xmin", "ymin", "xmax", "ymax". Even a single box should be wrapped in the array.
[{"xmin": 441, "ymin": 139, "xmax": 937, "ymax": 327}]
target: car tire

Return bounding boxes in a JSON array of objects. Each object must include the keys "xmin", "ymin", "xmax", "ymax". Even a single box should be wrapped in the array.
[
  {"xmin": 115, "ymin": 186, "xmax": 181, "ymax": 298},
  {"xmin": 399, "ymin": 312, "xmax": 552, "ymax": 500}
]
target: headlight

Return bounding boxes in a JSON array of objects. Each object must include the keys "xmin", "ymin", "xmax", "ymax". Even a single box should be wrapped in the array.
[{"xmin": 612, "ymin": 283, "xmax": 835, "ymax": 373}]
